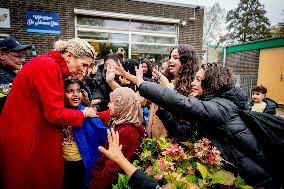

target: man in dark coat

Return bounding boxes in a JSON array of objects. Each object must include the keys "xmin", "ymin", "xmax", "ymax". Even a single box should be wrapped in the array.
[{"xmin": 0, "ymin": 37, "xmax": 31, "ymax": 113}]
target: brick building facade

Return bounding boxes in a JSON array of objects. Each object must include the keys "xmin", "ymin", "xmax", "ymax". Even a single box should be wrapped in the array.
[
  {"xmin": 0, "ymin": 0, "xmax": 204, "ymax": 62},
  {"xmin": 225, "ymin": 50, "xmax": 260, "ymax": 97}
]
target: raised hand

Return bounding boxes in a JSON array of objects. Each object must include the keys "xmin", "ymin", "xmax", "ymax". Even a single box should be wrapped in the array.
[
  {"xmin": 113, "ymin": 63, "xmax": 126, "ymax": 76},
  {"xmin": 135, "ymin": 64, "xmax": 144, "ymax": 87},
  {"xmin": 119, "ymin": 76, "xmax": 131, "ymax": 85},
  {"xmin": 106, "ymin": 67, "xmax": 116, "ymax": 83},
  {"xmin": 98, "ymin": 128, "xmax": 124, "ymax": 162},
  {"xmin": 81, "ymin": 89, "xmax": 92, "ymax": 107},
  {"xmin": 152, "ymin": 68, "xmax": 169, "ymax": 86}
]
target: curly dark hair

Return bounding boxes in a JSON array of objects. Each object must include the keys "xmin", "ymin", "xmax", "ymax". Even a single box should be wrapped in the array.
[
  {"xmin": 168, "ymin": 44, "xmax": 200, "ymax": 96},
  {"xmin": 251, "ymin": 85, "xmax": 267, "ymax": 94},
  {"xmin": 200, "ymin": 63, "xmax": 235, "ymax": 96},
  {"xmin": 141, "ymin": 59, "xmax": 153, "ymax": 79}
]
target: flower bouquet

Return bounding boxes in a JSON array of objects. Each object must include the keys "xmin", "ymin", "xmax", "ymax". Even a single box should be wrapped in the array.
[{"xmin": 113, "ymin": 137, "xmax": 252, "ymax": 189}]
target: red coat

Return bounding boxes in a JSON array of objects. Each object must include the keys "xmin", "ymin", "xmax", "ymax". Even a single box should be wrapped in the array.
[
  {"xmin": 0, "ymin": 50, "xmax": 84, "ymax": 189},
  {"xmin": 89, "ymin": 111, "xmax": 141, "ymax": 189}
]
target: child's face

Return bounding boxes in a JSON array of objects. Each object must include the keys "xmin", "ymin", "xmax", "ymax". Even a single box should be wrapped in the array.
[
  {"xmin": 64, "ymin": 83, "xmax": 82, "ymax": 108},
  {"xmin": 252, "ymin": 91, "xmax": 265, "ymax": 103}
]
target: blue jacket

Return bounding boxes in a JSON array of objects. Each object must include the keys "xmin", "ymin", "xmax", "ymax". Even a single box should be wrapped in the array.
[{"xmin": 74, "ymin": 105, "xmax": 108, "ymax": 187}]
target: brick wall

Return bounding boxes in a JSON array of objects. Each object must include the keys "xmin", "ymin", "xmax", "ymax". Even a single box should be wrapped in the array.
[
  {"xmin": 1, "ymin": 0, "xmax": 204, "ymax": 56},
  {"xmin": 225, "ymin": 50, "xmax": 260, "ymax": 97},
  {"xmin": 1, "ymin": 0, "xmax": 74, "ymax": 56}
]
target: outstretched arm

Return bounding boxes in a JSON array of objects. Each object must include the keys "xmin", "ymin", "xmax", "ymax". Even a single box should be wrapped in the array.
[
  {"xmin": 98, "ymin": 129, "xmax": 161, "ymax": 189},
  {"xmin": 98, "ymin": 129, "xmax": 137, "ymax": 178},
  {"xmin": 105, "ymin": 67, "xmax": 121, "ymax": 91},
  {"xmin": 114, "ymin": 64, "xmax": 145, "ymax": 86}
]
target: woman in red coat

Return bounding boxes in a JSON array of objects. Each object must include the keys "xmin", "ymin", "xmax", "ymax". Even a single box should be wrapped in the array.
[{"xmin": 0, "ymin": 38, "xmax": 97, "ymax": 189}]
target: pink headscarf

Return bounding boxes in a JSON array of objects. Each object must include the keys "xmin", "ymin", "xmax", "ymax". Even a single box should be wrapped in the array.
[{"xmin": 110, "ymin": 87, "xmax": 143, "ymax": 127}]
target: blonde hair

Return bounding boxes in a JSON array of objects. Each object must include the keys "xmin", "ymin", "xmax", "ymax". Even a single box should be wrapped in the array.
[{"xmin": 54, "ymin": 38, "xmax": 95, "ymax": 59}]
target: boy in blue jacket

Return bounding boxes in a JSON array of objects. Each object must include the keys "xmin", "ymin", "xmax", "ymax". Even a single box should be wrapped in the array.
[{"xmin": 247, "ymin": 85, "xmax": 278, "ymax": 115}]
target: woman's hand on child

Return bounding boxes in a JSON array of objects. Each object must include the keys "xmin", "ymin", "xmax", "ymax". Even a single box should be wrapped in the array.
[
  {"xmin": 98, "ymin": 128, "xmax": 125, "ymax": 163},
  {"xmin": 82, "ymin": 107, "xmax": 98, "ymax": 118}
]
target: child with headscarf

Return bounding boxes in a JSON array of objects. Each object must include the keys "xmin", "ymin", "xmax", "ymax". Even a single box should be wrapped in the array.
[{"xmin": 89, "ymin": 87, "xmax": 144, "ymax": 189}]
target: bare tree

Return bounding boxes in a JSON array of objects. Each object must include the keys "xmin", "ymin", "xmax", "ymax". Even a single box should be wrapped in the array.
[{"xmin": 203, "ymin": 3, "xmax": 227, "ymax": 46}]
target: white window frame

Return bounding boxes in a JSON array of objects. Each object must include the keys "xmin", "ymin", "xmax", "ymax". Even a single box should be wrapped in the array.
[{"xmin": 75, "ymin": 9, "xmax": 179, "ymax": 58}]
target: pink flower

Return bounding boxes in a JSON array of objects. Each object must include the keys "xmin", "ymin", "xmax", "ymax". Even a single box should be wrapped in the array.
[
  {"xmin": 164, "ymin": 143, "xmax": 183, "ymax": 156},
  {"xmin": 208, "ymin": 155, "xmax": 215, "ymax": 162},
  {"xmin": 146, "ymin": 166, "xmax": 154, "ymax": 175},
  {"xmin": 157, "ymin": 159, "xmax": 166, "ymax": 170},
  {"xmin": 155, "ymin": 173, "xmax": 163, "ymax": 180},
  {"xmin": 187, "ymin": 167, "xmax": 195, "ymax": 175},
  {"xmin": 202, "ymin": 138, "xmax": 211, "ymax": 146}
]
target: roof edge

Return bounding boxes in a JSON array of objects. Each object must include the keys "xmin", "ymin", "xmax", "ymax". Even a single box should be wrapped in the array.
[
  {"xmin": 225, "ymin": 37, "xmax": 284, "ymax": 53},
  {"xmin": 131, "ymin": 0, "xmax": 205, "ymax": 9}
]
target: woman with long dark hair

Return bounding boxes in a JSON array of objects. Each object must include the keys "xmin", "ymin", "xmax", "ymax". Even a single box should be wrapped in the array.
[{"xmin": 141, "ymin": 59, "xmax": 153, "ymax": 81}]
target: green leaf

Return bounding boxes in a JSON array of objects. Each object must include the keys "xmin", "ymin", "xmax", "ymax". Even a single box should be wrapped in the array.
[
  {"xmin": 112, "ymin": 174, "xmax": 131, "ymax": 189},
  {"xmin": 157, "ymin": 138, "xmax": 171, "ymax": 151},
  {"xmin": 234, "ymin": 176, "xmax": 253, "ymax": 189},
  {"xmin": 180, "ymin": 141, "xmax": 194, "ymax": 148},
  {"xmin": 187, "ymin": 174, "xmax": 199, "ymax": 184},
  {"xmin": 211, "ymin": 170, "xmax": 235, "ymax": 186},
  {"xmin": 141, "ymin": 150, "xmax": 152, "ymax": 161},
  {"xmin": 196, "ymin": 162, "xmax": 210, "ymax": 181},
  {"xmin": 133, "ymin": 159, "xmax": 139, "ymax": 167}
]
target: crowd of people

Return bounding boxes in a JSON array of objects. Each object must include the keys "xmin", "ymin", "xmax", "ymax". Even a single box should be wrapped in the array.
[{"xmin": 0, "ymin": 36, "xmax": 281, "ymax": 189}]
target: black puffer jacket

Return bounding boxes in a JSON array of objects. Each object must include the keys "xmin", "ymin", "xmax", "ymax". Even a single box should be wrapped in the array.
[
  {"xmin": 155, "ymin": 109, "xmax": 196, "ymax": 142},
  {"xmin": 139, "ymin": 82, "xmax": 276, "ymax": 188}
]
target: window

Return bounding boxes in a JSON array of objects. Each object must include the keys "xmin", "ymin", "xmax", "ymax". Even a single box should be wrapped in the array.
[
  {"xmin": 131, "ymin": 21, "xmax": 176, "ymax": 33},
  {"xmin": 77, "ymin": 15, "xmax": 129, "ymax": 29},
  {"xmin": 76, "ymin": 15, "xmax": 178, "ymax": 63},
  {"xmin": 78, "ymin": 31, "xmax": 128, "ymax": 42}
]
